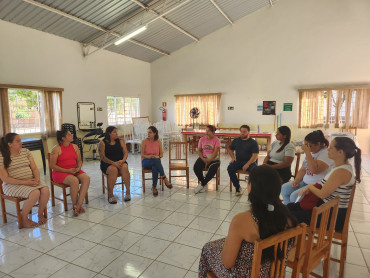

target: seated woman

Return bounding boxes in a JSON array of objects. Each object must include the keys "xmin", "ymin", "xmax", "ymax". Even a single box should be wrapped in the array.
[
  {"xmin": 141, "ymin": 126, "xmax": 172, "ymax": 196},
  {"xmin": 281, "ymin": 130, "xmax": 334, "ymax": 204},
  {"xmin": 199, "ymin": 166, "xmax": 298, "ymax": 277},
  {"xmin": 99, "ymin": 126, "xmax": 131, "ymax": 204},
  {"xmin": 288, "ymin": 137, "xmax": 361, "ymax": 231},
  {"xmin": 194, "ymin": 125, "xmax": 221, "ymax": 194},
  {"xmin": 50, "ymin": 130, "xmax": 90, "ymax": 216},
  {"xmin": 263, "ymin": 126, "xmax": 295, "ymax": 183},
  {"xmin": 0, "ymin": 133, "xmax": 50, "ymax": 227}
]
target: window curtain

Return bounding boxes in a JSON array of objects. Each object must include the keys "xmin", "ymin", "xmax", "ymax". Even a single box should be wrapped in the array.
[
  {"xmin": 351, "ymin": 88, "xmax": 370, "ymax": 129},
  {"xmin": 42, "ymin": 90, "xmax": 62, "ymax": 138},
  {"xmin": 175, "ymin": 93, "xmax": 221, "ymax": 126},
  {"xmin": 298, "ymin": 90, "xmax": 325, "ymax": 128},
  {"xmin": 0, "ymin": 88, "xmax": 11, "ymax": 137}
]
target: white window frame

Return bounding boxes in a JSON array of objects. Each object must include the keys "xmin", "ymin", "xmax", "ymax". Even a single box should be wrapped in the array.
[{"xmin": 107, "ymin": 96, "xmax": 140, "ymax": 125}]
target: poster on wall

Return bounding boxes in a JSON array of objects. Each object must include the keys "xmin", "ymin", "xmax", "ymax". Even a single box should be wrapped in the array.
[
  {"xmin": 257, "ymin": 104, "xmax": 263, "ymax": 111},
  {"xmin": 262, "ymin": 101, "xmax": 276, "ymax": 115}
]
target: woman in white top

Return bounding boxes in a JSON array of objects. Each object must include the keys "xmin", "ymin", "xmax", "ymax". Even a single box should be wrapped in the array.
[
  {"xmin": 281, "ymin": 130, "xmax": 334, "ymax": 204},
  {"xmin": 263, "ymin": 126, "xmax": 295, "ymax": 183},
  {"xmin": 288, "ymin": 137, "xmax": 361, "ymax": 231}
]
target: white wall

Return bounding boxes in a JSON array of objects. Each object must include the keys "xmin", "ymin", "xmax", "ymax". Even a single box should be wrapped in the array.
[
  {"xmin": 151, "ymin": 0, "xmax": 370, "ymax": 152},
  {"xmin": 0, "ymin": 19, "xmax": 151, "ymax": 128}
]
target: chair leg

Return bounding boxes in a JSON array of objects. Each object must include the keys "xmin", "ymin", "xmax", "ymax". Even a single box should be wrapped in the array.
[
  {"xmin": 229, "ymin": 180, "xmax": 232, "ymax": 192},
  {"xmin": 102, "ymin": 173, "xmax": 105, "ymax": 194},
  {"xmin": 323, "ymin": 257, "xmax": 330, "ymax": 278},
  {"xmin": 43, "ymin": 206, "xmax": 47, "ymax": 219},
  {"xmin": 186, "ymin": 169, "xmax": 189, "ymax": 188},
  {"xmin": 0, "ymin": 196, "xmax": 7, "ymax": 224},
  {"xmin": 169, "ymin": 170, "xmax": 172, "ymax": 184},
  {"xmin": 85, "ymin": 192, "xmax": 89, "ymax": 204},
  {"xmin": 16, "ymin": 200, "xmax": 22, "ymax": 229},
  {"xmin": 339, "ymin": 242, "xmax": 347, "ymax": 278},
  {"xmin": 142, "ymin": 171, "xmax": 145, "ymax": 193},
  {"xmin": 63, "ymin": 188, "xmax": 68, "ymax": 211},
  {"xmin": 51, "ymin": 183, "xmax": 56, "ymax": 207}
]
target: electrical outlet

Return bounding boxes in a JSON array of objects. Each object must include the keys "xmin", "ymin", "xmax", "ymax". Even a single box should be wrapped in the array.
[
  {"xmin": 97, "ymin": 107, "xmax": 103, "ymax": 111},
  {"xmin": 228, "ymin": 106, "xmax": 234, "ymax": 110}
]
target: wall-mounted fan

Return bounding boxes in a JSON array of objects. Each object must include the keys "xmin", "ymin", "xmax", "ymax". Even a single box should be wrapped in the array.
[{"xmin": 190, "ymin": 107, "xmax": 200, "ymax": 129}]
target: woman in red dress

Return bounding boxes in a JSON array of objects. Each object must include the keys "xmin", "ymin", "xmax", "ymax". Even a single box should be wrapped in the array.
[{"xmin": 50, "ymin": 130, "xmax": 90, "ymax": 216}]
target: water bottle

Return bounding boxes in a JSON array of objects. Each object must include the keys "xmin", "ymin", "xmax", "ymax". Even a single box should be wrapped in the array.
[{"xmin": 257, "ymin": 125, "xmax": 260, "ymax": 134}]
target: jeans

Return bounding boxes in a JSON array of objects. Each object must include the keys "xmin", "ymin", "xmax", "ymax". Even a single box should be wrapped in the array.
[
  {"xmin": 281, "ymin": 180, "xmax": 307, "ymax": 205},
  {"xmin": 227, "ymin": 161, "xmax": 257, "ymax": 191},
  {"xmin": 142, "ymin": 158, "xmax": 165, "ymax": 187},
  {"xmin": 193, "ymin": 158, "xmax": 220, "ymax": 186}
]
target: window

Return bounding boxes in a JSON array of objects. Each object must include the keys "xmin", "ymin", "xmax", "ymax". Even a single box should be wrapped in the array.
[
  {"xmin": 8, "ymin": 89, "xmax": 43, "ymax": 134},
  {"xmin": 107, "ymin": 96, "xmax": 140, "ymax": 125},
  {"xmin": 175, "ymin": 93, "xmax": 221, "ymax": 126},
  {"xmin": 299, "ymin": 87, "xmax": 369, "ymax": 129}
]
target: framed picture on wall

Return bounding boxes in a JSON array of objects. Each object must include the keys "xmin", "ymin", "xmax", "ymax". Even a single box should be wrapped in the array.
[{"xmin": 262, "ymin": 101, "xmax": 276, "ymax": 115}]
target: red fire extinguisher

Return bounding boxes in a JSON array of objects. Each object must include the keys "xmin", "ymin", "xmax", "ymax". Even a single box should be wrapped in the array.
[{"xmin": 159, "ymin": 102, "xmax": 167, "ymax": 121}]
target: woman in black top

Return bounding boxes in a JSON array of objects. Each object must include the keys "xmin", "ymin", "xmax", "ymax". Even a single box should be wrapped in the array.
[{"xmin": 99, "ymin": 126, "xmax": 131, "ymax": 204}]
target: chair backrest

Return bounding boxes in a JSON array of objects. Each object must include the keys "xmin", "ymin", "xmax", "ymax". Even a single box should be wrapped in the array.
[
  {"xmin": 293, "ymin": 152, "xmax": 301, "ymax": 178},
  {"xmin": 340, "ymin": 184, "xmax": 356, "ymax": 235},
  {"xmin": 169, "ymin": 142, "xmax": 188, "ymax": 164},
  {"xmin": 0, "ymin": 178, "xmax": 3, "ymax": 195},
  {"xmin": 61, "ymin": 123, "xmax": 77, "ymax": 139},
  {"xmin": 251, "ymin": 223, "xmax": 307, "ymax": 278},
  {"xmin": 304, "ymin": 196, "xmax": 340, "ymax": 271},
  {"xmin": 47, "ymin": 153, "xmax": 53, "ymax": 181}
]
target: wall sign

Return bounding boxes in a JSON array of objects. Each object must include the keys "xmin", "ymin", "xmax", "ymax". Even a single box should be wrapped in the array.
[{"xmin": 283, "ymin": 103, "xmax": 293, "ymax": 111}]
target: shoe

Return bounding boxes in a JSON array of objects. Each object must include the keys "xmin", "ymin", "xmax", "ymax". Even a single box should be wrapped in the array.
[
  {"xmin": 124, "ymin": 194, "xmax": 131, "ymax": 202},
  {"xmin": 163, "ymin": 177, "xmax": 173, "ymax": 189},
  {"xmin": 194, "ymin": 183, "xmax": 206, "ymax": 194},
  {"xmin": 152, "ymin": 187, "xmax": 158, "ymax": 196},
  {"xmin": 108, "ymin": 196, "xmax": 117, "ymax": 204},
  {"xmin": 235, "ymin": 191, "xmax": 242, "ymax": 197}
]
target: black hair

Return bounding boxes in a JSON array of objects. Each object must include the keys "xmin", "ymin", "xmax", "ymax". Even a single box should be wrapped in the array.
[
  {"xmin": 0, "ymin": 133, "xmax": 19, "ymax": 169},
  {"xmin": 56, "ymin": 130, "xmax": 69, "ymax": 144},
  {"xmin": 104, "ymin": 126, "xmax": 117, "ymax": 143},
  {"xmin": 148, "ymin": 126, "xmax": 159, "ymax": 141},
  {"xmin": 305, "ymin": 130, "xmax": 329, "ymax": 147},
  {"xmin": 206, "ymin": 125, "xmax": 217, "ymax": 133},
  {"xmin": 276, "ymin": 126, "xmax": 291, "ymax": 153},
  {"xmin": 240, "ymin": 125, "xmax": 250, "ymax": 132},
  {"xmin": 248, "ymin": 165, "xmax": 298, "ymax": 262},
  {"xmin": 333, "ymin": 137, "xmax": 362, "ymax": 183}
]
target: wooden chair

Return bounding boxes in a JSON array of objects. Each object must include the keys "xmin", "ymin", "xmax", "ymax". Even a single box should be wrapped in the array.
[
  {"xmin": 141, "ymin": 168, "xmax": 163, "ymax": 193},
  {"xmin": 330, "ymin": 184, "xmax": 356, "ymax": 278},
  {"xmin": 251, "ymin": 223, "xmax": 307, "ymax": 278},
  {"xmin": 287, "ymin": 196, "xmax": 340, "ymax": 278},
  {"xmin": 169, "ymin": 142, "xmax": 189, "ymax": 188},
  {"xmin": 0, "ymin": 179, "xmax": 47, "ymax": 229},
  {"xmin": 229, "ymin": 159, "xmax": 258, "ymax": 192},
  {"xmin": 102, "ymin": 173, "xmax": 125, "ymax": 194},
  {"xmin": 207, "ymin": 224, "xmax": 307, "ymax": 278},
  {"xmin": 197, "ymin": 149, "xmax": 221, "ymax": 191},
  {"xmin": 292, "ymin": 152, "xmax": 302, "ymax": 178},
  {"xmin": 48, "ymin": 153, "xmax": 88, "ymax": 211}
]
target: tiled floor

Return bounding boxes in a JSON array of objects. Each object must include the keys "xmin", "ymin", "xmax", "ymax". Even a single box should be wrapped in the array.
[{"xmin": 0, "ymin": 151, "xmax": 370, "ymax": 278}]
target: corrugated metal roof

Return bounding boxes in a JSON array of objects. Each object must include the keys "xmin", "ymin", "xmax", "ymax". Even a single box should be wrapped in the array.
[{"xmin": 0, "ymin": 0, "xmax": 274, "ymax": 62}]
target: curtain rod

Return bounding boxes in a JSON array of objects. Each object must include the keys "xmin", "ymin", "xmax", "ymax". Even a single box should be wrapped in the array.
[
  {"xmin": 298, "ymin": 85, "xmax": 370, "ymax": 92},
  {"xmin": 0, "ymin": 84, "xmax": 64, "ymax": 92},
  {"xmin": 174, "ymin": 93, "xmax": 221, "ymax": 97}
]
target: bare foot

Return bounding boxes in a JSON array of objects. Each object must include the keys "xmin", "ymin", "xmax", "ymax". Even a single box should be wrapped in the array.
[
  {"xmin": 22, "ymin": 219, "xmax": 39, "ymax": 228},
  {"xmin": 72, "ymin": 205, "xmax": 80, "ymax": 217},
  {"xmin": 79, "ymin": 206, "xmax": 85, "ymax": 214},
  {"xmin": 38, "ymin": 215, "xmax": 47, "ymax": 225}
]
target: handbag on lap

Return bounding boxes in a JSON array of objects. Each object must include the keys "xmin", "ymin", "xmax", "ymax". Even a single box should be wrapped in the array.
[{"xmin": 299, "ymin": 183, "xmax": 322, "ymax": 210}]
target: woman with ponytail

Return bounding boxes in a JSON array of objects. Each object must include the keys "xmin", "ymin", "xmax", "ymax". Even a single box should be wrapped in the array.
[
  {"xmin": 288, "ymin": 137, "xmax": 361, "ymax": 231},
  {"xmin": 281, "ymin": 130, "xmax": 334, "ymax": 204},
  {"xmin": 263, "ymin": 126, "xmax": 295, "ymax": 183},
  {"xmin": 0, "ymin": 133, "xmax": 50, "ymax": 228},
  {"xmin": 199, "ymin": 166, "xmax": 298, "ymax": 277}
]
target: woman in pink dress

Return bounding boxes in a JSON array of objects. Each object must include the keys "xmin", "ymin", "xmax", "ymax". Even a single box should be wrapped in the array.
[{"xmin": 50, "ymin": 130, "xmax": 90, "ymax": 216}]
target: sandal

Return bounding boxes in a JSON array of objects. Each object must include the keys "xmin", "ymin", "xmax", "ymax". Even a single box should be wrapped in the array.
[
  {"xmin": 163, "ymin": 177, "xmax": 173, "ymax": 189},
  {"xmin": 124, "ymin": 194, "xmax": 131, "ymax": 202},
  {"xmin": 152, "ymin": 187, "xmax": 158, "ymax": 196},
  {"xmin": 108, "ymin": 196, "xmax": 117, "ymax": 204}
]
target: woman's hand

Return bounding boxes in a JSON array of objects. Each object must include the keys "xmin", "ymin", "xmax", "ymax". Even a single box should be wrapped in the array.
[
  {"xmin": 292, "ymin": 179, "xmax": 300, "ymax": 188},
  {"xmin": 298, "ymin": 187, "xmax": 310, "ymax": 197},
  {"xmin": 301, "ymin": 144, "xmax": 310, "ymax": 154},
  {"xmin": 112, "ymin": 161, "xmax": 122, "ymax": 169},
  {"xmin": 24, "ymin": 179, "xmax": 40, "ymax": 186}
]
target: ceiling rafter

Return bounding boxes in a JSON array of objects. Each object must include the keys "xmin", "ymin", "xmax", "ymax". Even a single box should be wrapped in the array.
[
  {"xmin": 130, "ymin": 0, "xmax": 199, "ymax": 42},
  {"xmin": 22, "ymin": 0, "xmax": 168, "ymax": 56},
  {"xmin": 209, "ymin": 0, "xmax": 233, "ymax": 25},
  {"xmin": 84, "ymin": 0, "xmax": 194, "ymax": 57}
]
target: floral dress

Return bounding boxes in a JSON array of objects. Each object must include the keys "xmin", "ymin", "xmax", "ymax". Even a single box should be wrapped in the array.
[{"xmin": 199, "ymin": 214, "xmax": 293, "ymax": 277}]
